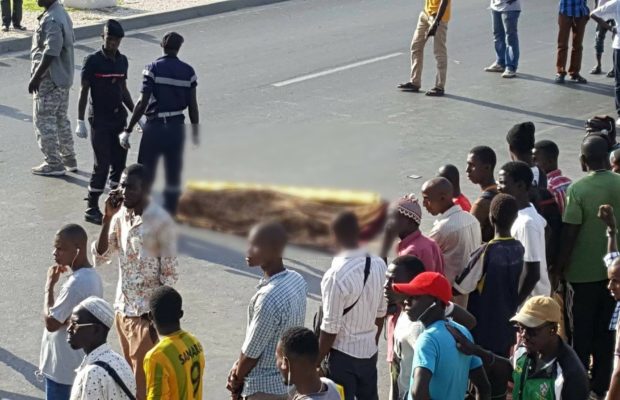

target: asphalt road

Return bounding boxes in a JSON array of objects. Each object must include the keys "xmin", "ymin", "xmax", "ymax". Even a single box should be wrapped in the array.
[{"xmin": 0, "ymin": 0, "xmax": 616, "ymax": 398}]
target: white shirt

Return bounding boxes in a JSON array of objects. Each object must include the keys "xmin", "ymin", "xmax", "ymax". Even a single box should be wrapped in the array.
[
  {"xmin": 70, "ymin": 343, "xmax": 136, "ymax": 400},
  {"xmin": 320, "ymin": 248, "xmax": 387, "ymax": 359},
  {"xmin": 490, "ymin": 0, "xmax": 521, "ymax": 12},
  {"xmin": 393, "ymin": 303, "xmax": 455, "ymax": 400},
  {"xmin": 593, "ymin": 0, "xmax": 620, "ymax": 49},
  {"xmin": 429, "ymin": 205, "xmax": 482, "ymax": 283},
  {"xmin": 511, "ymin": 204, "xmax": 551, "ymax": 297}
]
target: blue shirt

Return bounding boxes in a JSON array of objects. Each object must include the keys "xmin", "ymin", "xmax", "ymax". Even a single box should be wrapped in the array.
[
  {"xmin": 559, "ymin": 0, "xmax": 589, "ymax": 17},
  {"xmin": 141, "ymin": 54, "xmax": 197, "ymax": 121},
  {"xmin": 241, "ymin": 269, "xmax": 308, "ymax": 396},
  {"xmin": 408, "ymin": 320, "xmax": 483, "ymax": 400}
]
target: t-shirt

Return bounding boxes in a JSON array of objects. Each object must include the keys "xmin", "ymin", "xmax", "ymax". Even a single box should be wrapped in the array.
[
  {"xmin": 39, "ymin": 267, "xmax": 103, "ymax": 385},
  {"xmin": 291, "ymin": 378, "xmax": 344, "ymax": 400},
  {"xmin": 592, "ymin": 0, "xmax": 620, "ymax": 49},
  {"xmin": 563, "ymin": 171, "xmax": 620, "ymax": 283},
  {"xmin": 409, "ymin": 320, "xmax": 483, "ymax": 400},
  {"xmin": 144, "ymin": 330, "xmax": 205, "ymax": 400},
  {"xmin": 425, "ymin": 0, "xmax": 451, "ymax": 22},
  {"xmin": 471, "ymin": 186, "xmax": 499, "ymax": 243},
  {"xmin": 453, "ymin": 193, "xmax": 472, "ymax": 212},
  {"xmin": 511, "ymin": 205, "xmax": 551, "ymax": 297},
  {"xmin": 490, "ymin": 0, "xmax": 521, "ymax": 12},
  {"xmin": 465, "ymin": 238, "xmax": 524, "ymax": 357}
]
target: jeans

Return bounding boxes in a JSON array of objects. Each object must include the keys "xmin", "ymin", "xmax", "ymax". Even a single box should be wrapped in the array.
[
  {"xmin": 45, "ymin": 378, "xmax": 72, "ymax": 400},
  {"xmin": 492, "ymin": 10, "xmax": 520, "ymax": 71},
  {"xmin": 595, "ymin": 19, "xmax": 615, "ymax": 56}
]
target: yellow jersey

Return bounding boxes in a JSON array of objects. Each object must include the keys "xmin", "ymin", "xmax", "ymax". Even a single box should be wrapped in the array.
[
  {"xmin": 144, "ymin": 330, "xmax": 205, "ymax": 400},
  {"xmin": 425, "ymin": 0, "xmax": 451, "ymax": 22}
]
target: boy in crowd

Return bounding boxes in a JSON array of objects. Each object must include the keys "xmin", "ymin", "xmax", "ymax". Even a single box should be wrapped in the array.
[
  {"xmin": 466, "ymin": 146, "xmax": 499, "ymax": 242},
  {"xmin": 438, "ymin": 164, "xmax": 472, "ymax": 212},
  {"xmin": 533, "ymin": 140, "xmax": 572, "ymax": 214}
]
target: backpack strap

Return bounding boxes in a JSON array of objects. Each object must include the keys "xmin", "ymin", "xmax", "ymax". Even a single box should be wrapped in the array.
[
  {"xmin": 93, "ymin": 361, "xmax": 136, "ymax": 400},
  {"xmin": 343, "ymin": 256, "xmax": 371, "ymax": 316}
]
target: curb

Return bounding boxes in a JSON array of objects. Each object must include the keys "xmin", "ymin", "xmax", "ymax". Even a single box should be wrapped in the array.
[{"xmin": 0, "ymin": 0, "xmax": 289, "ymax": 54}]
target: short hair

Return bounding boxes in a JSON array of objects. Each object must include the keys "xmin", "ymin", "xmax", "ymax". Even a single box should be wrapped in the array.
[
  {"xmin": 500, "ymin": 161, "xmax": 533, "ymax": 189},
  {"xmin": 280, "ymin": 327, "xmax": 318, "ymax": 363},
  {"xmin": 469, "ymin": 146, "xmax": 497, "ymax": 168},
  {"xmin": 391, "ymin": 255, "xmax": 426, "ymax": 277},
  {"xmin": 57, "ymin": 224, "xmax": 88, "ymax": 247},
  {"xmin": 162, "ymin": 32, "xmax": 184, "ymax": 50},
  {"xmin": 582, "ymin": 135, "xmax": 611, "ymax": 165},
  {"xmin": 124, "ymin": 163, "xmax": 149, "ymax": 184},
  {"xmin": 490, "ymin": 193, "xmax": 519, "ymax": 230},
  {"xmin": 250, "ymin": 221, "xmax": 288, "ymax": 248},
  {"xmin": 437, "ymin": 164, "xmax": 460, "ymax": 187},
  {"xmin": 534, "ymin": 140, "xmax": 560, "ymax": 161},
  {"xmin": 331, "ymin": 211, "xmax": 360, "ymax": 238},
  {"xmin": 150, "ymin": 286, "xmax": 182, "ymax": 325},
  {"xmin": 506, "ymin": 122, "xmax": 536, "ymax": 154}
]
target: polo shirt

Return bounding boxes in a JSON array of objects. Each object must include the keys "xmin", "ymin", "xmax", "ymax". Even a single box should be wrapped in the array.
[
  {"xmin": 546, "ymin": 169, "xmax": 572, "ymax": 215},
  {"xmin": 82, "ymin": 48, "xmax": 129, "ymax": 129},
  {"xmin": 563, "ymin": 171, "xmax": 620, "ymax": 283},
  {"xmin": 396, "ymin": 230, "xmax": 445, "ymax": 274},
  {"xmin": 425, "ymin": 0, "xmax": 451, "ymax": 22}
]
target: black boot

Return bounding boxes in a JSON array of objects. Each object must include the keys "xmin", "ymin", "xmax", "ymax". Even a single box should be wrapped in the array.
[
  {"xmin": 84, "ymin": 192, "xmax": 103, "ymax": 225},
  {"xmin": 164, "ymin": 191, "xmax": 180, "ymax": 217}
]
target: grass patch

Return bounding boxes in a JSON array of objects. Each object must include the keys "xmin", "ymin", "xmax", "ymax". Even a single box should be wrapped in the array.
[{"xmin": 23, "ymin": 0, "xmax": 41, "ymax": 12}]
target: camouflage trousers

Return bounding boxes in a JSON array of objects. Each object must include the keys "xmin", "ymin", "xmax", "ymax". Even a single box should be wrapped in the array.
[{"xmin": 33, "ymin": 76, "xmax": 75, "ymax": 166}]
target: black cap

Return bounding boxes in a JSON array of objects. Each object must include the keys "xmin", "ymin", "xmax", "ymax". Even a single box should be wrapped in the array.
[
  {"xmin": 161, "ymin": 32, "xmax": 184, "ymax": 50},
  {"xmin": 104, "ymin": 19, "xmax": 124, "ymax": 38}
]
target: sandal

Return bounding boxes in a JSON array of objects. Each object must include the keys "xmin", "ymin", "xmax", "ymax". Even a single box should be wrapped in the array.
[
  {"xmin": 425, "ymin": 87, "xmax": 445, "ymax": 96},
  {"xmin": 397, "ymin": 82, "xmax": 420, "ymax": 92}
]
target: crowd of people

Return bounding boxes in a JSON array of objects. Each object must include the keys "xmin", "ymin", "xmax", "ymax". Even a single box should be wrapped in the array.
[{"xmin": 22, "ymin": 0, "xmax": 620, "ymax": 399}]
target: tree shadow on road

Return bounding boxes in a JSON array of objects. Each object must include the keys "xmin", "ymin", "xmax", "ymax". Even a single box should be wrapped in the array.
[{"xmin": 0, "ymin": 347, "xmax": 44, "ymax": 393}]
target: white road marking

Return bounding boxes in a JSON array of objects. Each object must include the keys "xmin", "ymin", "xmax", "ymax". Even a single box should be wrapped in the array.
[{"xmin": 272, "ymin": 52, "xmax": 403, "ymax": 87}]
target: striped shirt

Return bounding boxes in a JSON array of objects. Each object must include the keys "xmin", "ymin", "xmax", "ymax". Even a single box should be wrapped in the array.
[
  {"xmin": 241, "ymin": 269, "xmax": 308, "ymax": 397},
  {"xmin": 559, "ymin": 0, "xmax": 589, "ymax": 17},
  {"xmin": 546, "ymin": 169, "xmax": 572, "ymax": 215},
  {"xmin": 144, "ymin": 330, "xmax": 204, "ymax": 400},
  {"xmin": 429, "ymin": 205, "xmax": 482, "ymax": 283},
  {"xmin": 321, "ymin": 249, "xmax": 388, "ymax": 359}
]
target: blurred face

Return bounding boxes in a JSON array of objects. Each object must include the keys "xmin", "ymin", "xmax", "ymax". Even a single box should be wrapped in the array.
[
  {"xmin": 384, "ymin": 263, "xmax": 412, "ymax": 305},
  {"xmin": 608, "ymin": 263, "xmax": 620, "ymax": 301},
  {"xmin": 421, "ymin": 188, "xmax": 442, "ymax": 216},
  {"xmin": 386, "ymin": 208, "xmax": 414, "ymax": 238},
  {"xmin": 404, "ymin": 294, "xmax": 436, "ymax": 322},
  {"xmin": 53, "ymin": 234, "xmax": 76, "ymax": 267},
  {"xmin": 532, "ymin": 148, "xmax": 552, "ymax": 174},
  {"xmin": 497, "ymin": 169, "xmax": 521, "ymax": 197},
  {"xmin": 102, "ymin": 33, "xmax": 122, "ymax": 53},
  {"xmin": 246, "ymin": 229, "xmax": 279, "ymax": 267},
  {"xmin": 67, "ymin": 308, "xmax": 98, "ymax": 350},
  {"xmin": 466, "ymin": 153, "xmax": 487, "ymax": 185},
  {"xmin": 275, "ymin": 341, "xmax": 290, "ymax": 385},
  {"xmin": 516, "ymin": 322, "xmax": 556, "ymax": 355},
  {"xmin": 120, "ymin": 173, "xmax": 145, "ymax": 209}
]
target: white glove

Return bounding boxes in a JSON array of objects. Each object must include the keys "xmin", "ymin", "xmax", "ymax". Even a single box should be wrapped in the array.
[
  {"xmin": 119, "ymin": 131, "xmax": 131, "ymax": 150},
  {"xmin": 75, "ymin": 120, "xmax": 88, "ymax": 139}
]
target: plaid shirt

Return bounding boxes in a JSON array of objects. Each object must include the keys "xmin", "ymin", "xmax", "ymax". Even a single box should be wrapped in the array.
[
  {"xmin": 606, "ymin": 252, "xmax": 620, "ymax": 330},
  {"xmin": 547, "ymin": 169, "xmax": 572, "ymax": 215},
  {"xmin": 241, "ymin": 269, "xmax": 307, "ymax": 397},
  {"xmin": 559, "ymin": 0, "xmax": 589, "ymax": 17}
]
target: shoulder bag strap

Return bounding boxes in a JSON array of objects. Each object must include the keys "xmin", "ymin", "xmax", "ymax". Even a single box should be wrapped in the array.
[
  {"xmin": 93, "ymin": 361, "xmax": 136, "ymax": 400},
  {"xmin": 343, "ymin": 256, "xmax": 371, "ymax": 316}
]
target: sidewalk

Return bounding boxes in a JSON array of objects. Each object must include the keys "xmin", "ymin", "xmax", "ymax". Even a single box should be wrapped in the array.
[{"xmin": 0, "ymin": 0, "xmax": 221, "ymax": 39}]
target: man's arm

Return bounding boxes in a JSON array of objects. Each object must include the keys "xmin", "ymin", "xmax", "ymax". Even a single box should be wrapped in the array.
[
  {"xmin": 469, "ymin": 366, "xmax": 491, "ymax": 400},
  {"xmin": 598, "ymin": 205, "xmax": 618, "ymax": 254},
  {"xmin": 43, "ymin": 265, "xmax": 65, "ymax": 332},
  {"xmin": 554, "ymin": 223, "xmax": 581, "ymax": 280},
  {"xmin": 427, "ymin": 0, "xmax": 450, "ymax": 37},
  {"xmin": 449, "ymin": 303, "xmax": 477, "ymax": 330},
  {"xmin": 318, "ymin": 331, "xmax": 338, "ymax": 364},
  {"xmin": 77, "ymin": 79, "xmax": 90, "ymax": 121},
  {"xmin": 122, "ymin": 81, "xmax": 135, "ymax": 113},
  {"xmin": 28, "ymin": 55, "xmax": 54, "ymax": 93},
  {"xmin": 411, "ymin": 367, "xmax": 432, "ymax": 400},
  {"xmin": 95, "ymin": 196, "xmax": 121, "ymax": 258},
  {"xmin": 188, "ymin": 87, "xmax": 200, "ymax": 145},
  {"xmin": 374, "ymin": 317, "xmax": 384, "ymax": 345},
  {"xmin": 228, "ymin": 352, "xmax": 259, "ymax": 394},
  {"xmin": 29, "ymin": 21, "xmax": 63, "ymax": 93},
  {"xmin": 608, "ymin": 356, "xmax": 620, "ymax": 400},
  {"xmin": 126, "ymin": 93, "xmax": 149, "ymax": 133},
  {"xmin": 317, "ymin": 273, "xmax": 346, "ymax": 362},
  {"xmin": 517, "ymin": 261, "xmax": 540, "ymax": 305}
]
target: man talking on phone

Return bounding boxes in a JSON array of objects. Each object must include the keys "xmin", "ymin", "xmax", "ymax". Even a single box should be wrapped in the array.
[
  {"xmin": 92, "ymin": 163, "xmax": 178, "ymax": 400},
  {"xmin": 38, "ymin": 224, "xmax": 103, "ymax": 400}
]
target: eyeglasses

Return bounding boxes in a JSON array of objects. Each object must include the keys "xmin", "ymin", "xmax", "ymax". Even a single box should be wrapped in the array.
[
  {"xmin": 68, "ymin": 321, "xmax": 99, "ymax": 331},
  {"xmin": 514, "ymin": 323, "xmax": 554, "ymax": 337}
]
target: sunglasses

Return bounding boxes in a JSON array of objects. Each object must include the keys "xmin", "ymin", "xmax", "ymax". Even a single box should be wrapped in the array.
[{"xmin": 514, "ymin": 322, "xmax": 554, "ymax": 337}]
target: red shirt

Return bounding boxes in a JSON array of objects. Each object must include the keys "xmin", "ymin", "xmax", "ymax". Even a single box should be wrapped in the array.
[
  {"xmin": 453, "ymin": 193, "xmax": 472, "ymax": 212},
  {"xmin": 546, "ymin": 169, "xmax": 572, "ymax": 215},
  {"xmin": 397, "ymin": 230, "xmax": 445, "ymax": 274}
]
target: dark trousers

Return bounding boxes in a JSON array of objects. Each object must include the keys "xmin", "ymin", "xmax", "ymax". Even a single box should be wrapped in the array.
[
  {"xmin": 326, "ymin": 349, "xmax": 378, "ymax": 400},
  {"xmin": 556, "ymin": 14, "xmax": 589, "ymax": 75},
  {"xmin": 570, "ymin": 280, "xmax": 616, "ymax": 396},
  {"xmin": 1, "ymin": 0, "xmax": 21, "ymax": 27},
  {"xmin": 88, "ymin": 122, "xmax": 127, "ymax": 208},
  {"xmin": 614, "ymin": 49, "xmax": 620, "ymax": 115},
  {"xmin": 595, "ymin": 19, "xmax": 615, "ymax": 56},
  {"xmin": 137, "ymin": 120, "xmax": 185, "ymax": 214}
]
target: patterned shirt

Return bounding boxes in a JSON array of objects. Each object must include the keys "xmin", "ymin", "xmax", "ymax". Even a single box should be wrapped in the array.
[
  {"xmin": 241, "ymin": 269, "xmax": 308, "ymax": 397},
  {"xmin": 546, "ymin": 169, "xmax": 572, "ymax": 215},
  {"xmin": 559, "ymin": 0, "xmax": 589, "ymax": 17},
  {"xmin": 70, "ymin": 343, "xmax": 136, "ymax": 400},
  {"xmin": 606, "ymin": 252, "xmax": 620, "ymax": 330},
  {"xmin": 92, "ymin": 201, "xmax": 178, "ymax": 317}
]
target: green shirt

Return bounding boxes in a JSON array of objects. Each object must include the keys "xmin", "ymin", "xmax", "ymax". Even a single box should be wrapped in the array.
[{"xmin": 563, "ymin": 170, "xmax": 620, "ymax": 283}]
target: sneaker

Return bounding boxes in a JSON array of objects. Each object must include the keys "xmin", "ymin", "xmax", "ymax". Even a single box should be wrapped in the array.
[
  {"xmin": 502, "ymin": 69, "xmax": 517, "ymax": 78},
  {"xmin": 31, "ymin": 163, "xmax": 65, "ymax": 176},
  {"xmin": 13, "ymin": 25, "xmax": 26, "ymax": 31},
  {"xmin": 608, "ymin": 69, "xmax": 615, "ymax": 78},
  {"xmin": 484, "ymin": 63, "xmax": 505, "ymax": 73},
  {"xmin": 590, "ymin": 65, "xmax": 602, "ymax": 75},
  {"xmin": 1, "ymin": 26, "xmax": 8, "ymax": 32},
  {"xmin": 555, "ymin": 73, "xmax": 566, "ymax": 84},
  {"xmin": 569, "ymin": 74, "xmax": 588, "ymax": 84},
  {"xmin": 84, "ymin": 208, "xmax": 103, "ymax": 225},
  {"xmin": 64, "ymin": 159, "xmax": 78, "ymax": 172},
  {"xmin": 397, "ymin": 82, "xmax": 420, "ymax": 92}
]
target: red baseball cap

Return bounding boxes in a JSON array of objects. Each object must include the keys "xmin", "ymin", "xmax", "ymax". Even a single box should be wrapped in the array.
[{"xmin": 392, "ymin": 272, "xmax": 452, "ymax": 305}]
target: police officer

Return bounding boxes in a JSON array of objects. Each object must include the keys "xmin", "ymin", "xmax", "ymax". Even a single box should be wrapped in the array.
[
  {"xmin": 76, "ymin": 20, "xmax": 134, "ymax": 224},
  {"xmin": 123, "ymin": 32, "xmax": 200, "ymax": 215}
]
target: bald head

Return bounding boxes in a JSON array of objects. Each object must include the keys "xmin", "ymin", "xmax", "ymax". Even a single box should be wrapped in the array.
[
  {"xmin": 581, "ymin": 135, "xmax": 611, "ymax": 170},
  {"xmin": 437, "ymin": 164, "xmax": 461, "ymax": 194},
  {"xmin": 421, "ymin": 177, "xmax": 455, "ymax": 216}
]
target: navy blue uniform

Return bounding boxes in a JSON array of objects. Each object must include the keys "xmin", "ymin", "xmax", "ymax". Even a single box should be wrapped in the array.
[
  {"xmin": 137, "ymin": 54, "xmax": 197, "ymax": 213},
  {"xmin": 82, "ymin": 48, "xmax": 129, "ymax": 198}
]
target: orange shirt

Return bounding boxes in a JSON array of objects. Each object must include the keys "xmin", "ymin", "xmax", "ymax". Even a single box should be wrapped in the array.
[{"xmin": 425, "ymin": 0, "xmax": 451, "ymax": 22}]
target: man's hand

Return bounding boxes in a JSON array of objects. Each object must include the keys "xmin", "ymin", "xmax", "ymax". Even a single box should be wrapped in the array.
[
  {"xmin": 226, "ymin": 362, "xmax": 242, "ymax": 394},
  {"xmin": 446, "ymin": 323, "xmax": 478, "ymax": 356},
  {"xmin": 426, "ymin": 22, "xmax": 439, "ymax": 38},
  {"xmin": 28, "ymin": 75, "xmax": 42, "ymax": 94},
  {"xmin": 46, "ymin": 265, "xmax": 67, "ymax": 289},
  {"xmin": 103, "ymin": 191, "xmax": 123, "ymax": 221},
  {"xmin": 75, "ymin": 120, "xmax": 88, "ymax": 139},
  {"xmin": 119, "ymin": 131, "xmax": 131, "ymax": 150},
  {"xmin": 599, "ymin": 205, "xmax": 617, "ymax": 230}
]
